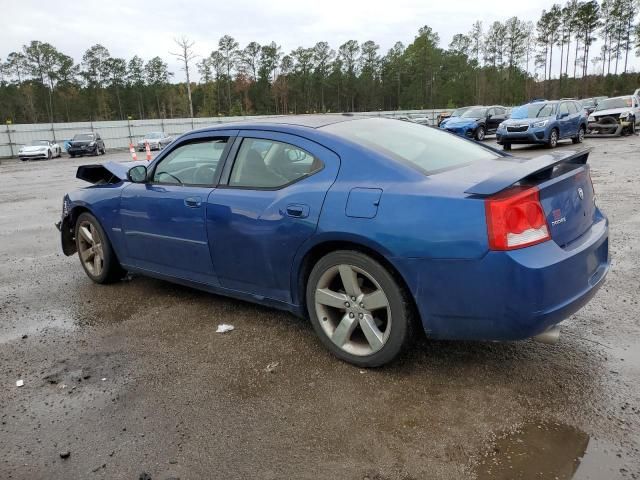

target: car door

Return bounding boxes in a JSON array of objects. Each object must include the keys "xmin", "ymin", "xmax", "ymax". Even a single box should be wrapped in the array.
[
  {"xmin": 120, "ymin": 132, "xmax": 235, "ymax": 285},
  {"xmin": 557, "ymin": 102, "xmax": 571, "ymax": 137},
  {"xmin": 487, "ymin": 107, "xmax": 506, "ymax": 133},
  {"xmin": 207, "ymin": 130, "xmax": 340, "ymax": 303}
]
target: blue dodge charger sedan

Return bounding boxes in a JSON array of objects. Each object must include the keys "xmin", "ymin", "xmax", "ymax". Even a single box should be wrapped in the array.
[
  {"xmin": 497, "ymin": 100, "xmax": 588, "ymax": 150},
  {"xmin": 57, "ymin": 115, "xmax": 609, "ymax": 367}
]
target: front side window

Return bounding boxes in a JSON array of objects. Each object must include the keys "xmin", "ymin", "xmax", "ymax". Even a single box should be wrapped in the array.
[
  {"xmin": 558, "ymin": 103, "xmax": 570, "ymax": 116},
  {"xmin": 461, "ymin": 108, "xmax": 488, "ymax": 118},
  {"xmin": 228, "ymin": 138, "xmax": 322, "ymax": 188},
  {"xmin": 152, "ymin": 138, "xmax": 228, "ymax": 185},
  {"xmin": 322, "ymin": 118, "xmax": 500, "ymax": 174}
]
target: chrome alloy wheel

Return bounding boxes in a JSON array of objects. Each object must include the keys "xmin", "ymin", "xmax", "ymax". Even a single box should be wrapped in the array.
[
  {"xmin": 314, "ymin": 264, "xmax": 392, "ymax": 356},
  {"xmin": 77, "ymin": 220, "xmax": 104, "ymax": 277}
]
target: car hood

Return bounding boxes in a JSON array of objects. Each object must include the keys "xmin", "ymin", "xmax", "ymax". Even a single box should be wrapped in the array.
[
  {"xmin": 591, "ymin": 107, "xmax": 630, "ymax": 116},
  {"xmin": 69, "ymin": 140, "xmax": 94, "ymax": 147},
  {"xmin": 21, "ymin": 145, "xmax": 48, "ymax": 152},
  {"xmin": 76, "ymin": 160, "xmax": 147, "ymax": 184},
  {"xmin": 444, "ymin": 117, "xmax": 479, "ymax": 127},
  {"xmin": 503, "ymin": 116, "xmax": 553, "ymax": 125}
]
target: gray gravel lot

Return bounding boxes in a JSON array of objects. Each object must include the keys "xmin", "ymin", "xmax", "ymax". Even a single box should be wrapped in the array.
[{"xmin": 0, "ymin": 135, "xmax": 639, "ymax": 480}]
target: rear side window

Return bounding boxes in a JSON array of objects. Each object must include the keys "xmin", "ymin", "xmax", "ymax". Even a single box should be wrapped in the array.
[
  {"xmin": 229, "ymin": 138, "xmax": 322, "ymax": 188},
  {"xmin": 322, "ymin": 118, "xmax": 500, "ymax": 174}
]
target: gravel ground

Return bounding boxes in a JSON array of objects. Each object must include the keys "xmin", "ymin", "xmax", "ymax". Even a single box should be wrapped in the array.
[{"xmin": 0, "ymin": 135, "xmax": 639, "ymax": 480}]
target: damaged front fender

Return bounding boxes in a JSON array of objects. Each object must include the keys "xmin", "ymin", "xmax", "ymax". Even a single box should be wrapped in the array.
[{"xmin": 76, "ymin": 160, "xmax": 146, "ymax": 184}]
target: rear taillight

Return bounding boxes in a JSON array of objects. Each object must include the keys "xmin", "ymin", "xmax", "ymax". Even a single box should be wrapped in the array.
[{"xmin": 485, "ymin": 186, "xmax": 550, "ymax": 250}]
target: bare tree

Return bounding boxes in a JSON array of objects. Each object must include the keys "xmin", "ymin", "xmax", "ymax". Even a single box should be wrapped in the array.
[{"xmin": 170, "ymin": 36, "xmax": 198, "ymax": 118}]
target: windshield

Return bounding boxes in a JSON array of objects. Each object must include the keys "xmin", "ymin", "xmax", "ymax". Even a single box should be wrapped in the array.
[
  {"xmin": 31, "ymin": 140, "xmax": 49, "ymax": 146},
  {"xmin": 321, "ymin": 118, "xmax": 500, "ymax": 174},
  {"xmin": 510, "ymin": 103, "xmax": 557, "ymax": 119},
  {"xmin": 146, "ymin": 132, "xmax": 163, "ymax": 139},
  {"xmin": 461, "ymin": 108, "xmax": 487, "ymax": 118},
  {"xmin": 595, "ymin": 97, "xmax": 633, "ymax": 111},
  {"xmin": 73, "ymin": 133, "xmax": 95, "ymax": 141},
  {"xmin": 452, "ymin": 107, "xmax": 469, "ymax": 117}
]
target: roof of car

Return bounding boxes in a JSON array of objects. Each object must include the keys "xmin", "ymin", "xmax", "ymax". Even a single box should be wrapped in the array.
[{"xmin": 194, "ymin": 114, "xmax": 366, "ymax": 133}]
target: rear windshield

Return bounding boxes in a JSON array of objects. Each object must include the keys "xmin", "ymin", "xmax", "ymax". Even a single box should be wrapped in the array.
[
  {"xmin": 594, "ymin": 96, "xmax": 633, "ymax": 111},
  {"xmin": 322, "ymin": 118, "xmax": 500, "ymax": 174},
  {"xmin": 511, "ymin": 103, "xmax": 557, "ymax": 119}
]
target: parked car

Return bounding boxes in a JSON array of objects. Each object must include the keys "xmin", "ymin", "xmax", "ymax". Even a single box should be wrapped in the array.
[
  {"xmin": 438, "ymin": 106, "xmax": 471, "ymax": 127},
  {"xmin": 137, "ymin": 131, "xmax": 173, "ymax": 151},
  {"xmin": 18, "ymin": 140, "xmax": 62, "ymax": 161},
  {"xmin": 440, "ymin": 105, "xmax": 508, "ymax": 140},
  {"xmin": 587, "ymin": 95, "xmax": 640, "ymax": 135},
  {"xmin": 496, "ymin": 100, "xmax": 588, "ymax": 150},
  {"xmin": 581, "ymin": 96, "xmax": 608, "ymax": 115},
  {"xmin": 56, "ymin": 115, "xmax": 609, "ymax": 367},
  {"xmin": 67, "ymin": 133, "xmax": 106, "ymax": 157},
  {"xmin": 634, "ymin": 88, "xmax": 640, "ymax": 98}
]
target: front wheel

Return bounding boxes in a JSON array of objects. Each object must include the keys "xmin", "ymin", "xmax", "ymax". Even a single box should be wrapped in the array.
[
  {"xmin": 547, "ymin": 128, "xmax": 559, "ymax": 148},
  {"xmin": 75, "ymin": 212, "xmax": 126, "ymax": 284},
  {"xmin": 572, "ymin": 126, "xmax": 585, "ymax": 144},
  {"xmin": 503, "ymin": 143, "xmax": 512, "ymax": 151},
  {"xmin": 475, "ymin": 125, "xmax": 486, "ymax": 141},
  {"xmin": 306, "ymin": 250, "xmax": 413, "ymax": 367},
  {"xmin": 47, "ymin": 150, "xmax": 52, "ymax": 160}
]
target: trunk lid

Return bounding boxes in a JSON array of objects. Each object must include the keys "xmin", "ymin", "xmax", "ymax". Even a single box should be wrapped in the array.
[{"xmin": 457, "ymin": 150, "xmax": 596, "ymax": 248}]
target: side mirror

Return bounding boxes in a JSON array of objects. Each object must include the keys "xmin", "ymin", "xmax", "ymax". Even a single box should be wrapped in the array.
[
  {"xmin": 128, "ymin": 165, "xmax": 147, "ymax": 183},
  {"xmin": 559, "ymin": 112, "xmax": 569, "ymax": 119}
]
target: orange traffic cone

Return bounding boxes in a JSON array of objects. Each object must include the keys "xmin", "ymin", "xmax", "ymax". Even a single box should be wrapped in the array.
[
  {"xmin": 129, "ymin": 143, "xmax": 138, "ymax": 161},
  {"xmin": 145, "ymin": 140, "xmax": 152, "ymax": 161}
]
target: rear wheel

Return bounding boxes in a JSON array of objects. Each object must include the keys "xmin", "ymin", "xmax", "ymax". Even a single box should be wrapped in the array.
[
  {"xmin": 503, "ymin": 143, "xmax": 512, "ymax": 151},
  {"xmin": 475, "ymin": 125, "xmax": 486, "ymax": 141},
  {"xmin": 572, "ymin": 126, "xmax": 585, "ymax": 144},
  {"xmin": 547, "ymin": 128, "xmax": 559, "ymax": 148},
  {"xmin": 306, "ymin": 250, "xmax": 413, "ymax": 367},
  {"xmin": 75, "ymin": 212, "xmax": 126, "ymax": 284}
]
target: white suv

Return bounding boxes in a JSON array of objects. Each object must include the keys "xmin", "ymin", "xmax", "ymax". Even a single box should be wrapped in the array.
[{"xmin": 588, "ymin": 95, "xmax": 640, "ymax": 135}]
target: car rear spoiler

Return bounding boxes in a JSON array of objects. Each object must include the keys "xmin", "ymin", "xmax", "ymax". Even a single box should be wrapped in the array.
[
  {"xmin": 465, "ymin": 149, "xmax": 590, "ymax": 196},
  {"xmin": 76, "ymin": 161, "xmax": 146, "ymax": 185}
]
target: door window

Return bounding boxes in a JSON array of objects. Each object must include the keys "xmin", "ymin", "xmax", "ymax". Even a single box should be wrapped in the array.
[
  {"xmin": 152, "ymin": 139, "xmax": 228, "ymax": 185},
  {"xmin": 567, "ymin": 102, "xmax": 578, "ymax": 114},
  {"xmin": 228, "ymin": 138, "xmax": 322, "ymax": 188},
  {"xmin": 558, "ymin": 103, "xmax": 570, "ymax": 116}
]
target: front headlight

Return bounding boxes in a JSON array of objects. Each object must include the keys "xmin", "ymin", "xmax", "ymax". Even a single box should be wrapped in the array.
[
  {"xmin": 619, "ymin": 111, "xmax": 630, "ymax": 120},
  {"xmin": 531, "ymin": 120, "xmax": 548, "ymax": 128},
  {"xmin": 89, "ymin": 141, "xmax": 96, "ymax": 147},
  {"xmin": 588, "ymin": 115, "xmax": 595, "ymax": 122}
]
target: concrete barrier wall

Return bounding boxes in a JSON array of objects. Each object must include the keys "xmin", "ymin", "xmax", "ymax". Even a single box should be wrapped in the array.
[{"xmin": 0, "ymin": 109, "xmax": 452, "ymax": 158}]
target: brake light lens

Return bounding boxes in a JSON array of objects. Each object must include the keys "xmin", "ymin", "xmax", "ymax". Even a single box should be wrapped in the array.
[{"xmin": 485, "ymin": 186, "xmax": 550, "ymax": 250}]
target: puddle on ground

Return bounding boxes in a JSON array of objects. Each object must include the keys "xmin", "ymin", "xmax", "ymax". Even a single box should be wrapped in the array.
[{"xmin": 475, "ymin": 421, "xmax": 630, "ymax": 479}]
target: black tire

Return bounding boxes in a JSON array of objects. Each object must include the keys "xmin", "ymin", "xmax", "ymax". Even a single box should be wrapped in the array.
[
  {"xmin": 572, "ymin": 126, "xmax": 585, "ymax": 144},
  {"xmin": 547, "ymin": 128, "xmax": 559, "ymax": 148},
  {"xmin": 47, "ymin": 150, "xmax": 52, "ymax": 160},
  {"xmin": 503, "ymin": 143, "xmax": 512, "ymax": 151},
  {"xmin": 74, "ymin": 212, "xmax": 126, "ymax": 284},
  {"xmin": 306, "ymin": 250, "xmax": 413, "ymax": 367},
  {"xmin": 475, "ymin": 125, "xmax": 486, "ymax": 141},
  {"xmin": 629, "ymin": 117, "xmax": 636, "ymax": 135},
  {"xmin": 70, "ymin": 154, "xmax": 75, "ymax": 158}
]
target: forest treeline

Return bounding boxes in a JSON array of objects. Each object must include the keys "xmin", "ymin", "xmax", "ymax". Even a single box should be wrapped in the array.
[{"xmin": 1, "ymin": 0, "xmax": 640, "ymax": 124}]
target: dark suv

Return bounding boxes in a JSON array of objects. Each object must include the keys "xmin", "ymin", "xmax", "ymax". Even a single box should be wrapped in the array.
[
  {"xmin": 439, "ymin": 106, "xmax": 508, "ymax": 140},
  {"xmin": 68, "ymin": 133, "xmax": 106, "ymax": 157}
]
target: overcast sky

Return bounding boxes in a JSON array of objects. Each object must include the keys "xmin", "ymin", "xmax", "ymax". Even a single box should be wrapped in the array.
[{"xmin": 2, "ymin": 0, "xmax": 638, "ymax": 81}]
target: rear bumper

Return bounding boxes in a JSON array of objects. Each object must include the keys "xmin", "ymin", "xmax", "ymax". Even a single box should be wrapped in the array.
[{"xmin": 396, "ymin": 217, "xmax": 610, "ymax": 341}]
